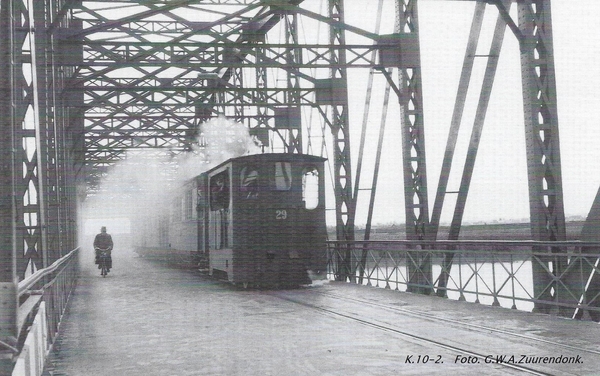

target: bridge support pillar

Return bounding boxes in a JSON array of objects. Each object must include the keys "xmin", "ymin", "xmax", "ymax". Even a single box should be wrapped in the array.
[
  {"xmin": 326, "ymin": 0, "xmax": 356, "ymax": 281},
  {"xmin": 517, "ymin": 1, "xmax": 567, "ymax": 314},
  {"xmin": 394, "ymin": 0, "xmax": 432, "ymax": 294},
  {"xmin": 0, "ymin": 1, "xmax": 22, "ymax": 373}
]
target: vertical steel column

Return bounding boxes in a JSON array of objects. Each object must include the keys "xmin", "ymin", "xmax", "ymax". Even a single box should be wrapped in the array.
[
  {"xmin": 31, "ymin": 0, "xmax": 58, "ymax": 265},
  {"xmin": 47, "ymin": 0, "xmax": 80, "ymax": 255},
  {"xmin": 46, "ymin": 0, "xmax": 69, "ymax": 255},
  {"xmin": 517, "ymin": 0, "xmax": 567, "ymax": 313},
  {"xmin": 283, "ymin": 10, "xmax": 302, "ymax": 153},
  {"xmin": 10, "ymin": 0, "xmax": 28, "ymax": 279},
  {"xmin": 231, "ymin": 68, "xmax": 245, "ymax": 123},
  {"xmin": 54, "ymin": 16, "xmax": 84, "ymax": 253},
  {"xmin": 253, "ymin": 40, "xmax": 270, "ymax": 150},
  {"xmin": 396, "ymin": 0, "xmax": 431, "ymax": 294},
  {"xmin": 5, "ymin": 0, "xmax": 49, "ymax": 278},
  {"xmin": 328, "ymin": 0, "xmax": 355, "ymax": 281},
  {"xmin": 0, "ymin": 0, "xmax": 19, "ymax": 366}
]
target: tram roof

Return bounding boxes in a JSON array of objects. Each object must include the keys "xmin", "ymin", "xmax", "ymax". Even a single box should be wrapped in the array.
[{"xmin": 204, "ymin": 153, "xmax": 327, "ymax": 176}]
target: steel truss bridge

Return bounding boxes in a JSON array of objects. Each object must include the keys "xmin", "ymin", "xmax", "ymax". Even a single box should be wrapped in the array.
[{"xmin": 1, "ymin": 0, "xmax": 598, "ymax": 373}]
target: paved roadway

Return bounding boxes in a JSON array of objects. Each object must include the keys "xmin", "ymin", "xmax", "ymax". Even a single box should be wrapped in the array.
[{"xmin": 42, "ymin": 249, "xmax": 600, "ymax": 376}]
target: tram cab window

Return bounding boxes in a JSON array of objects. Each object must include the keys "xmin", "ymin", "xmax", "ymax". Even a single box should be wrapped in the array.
[
  {"xmin": 240, "ymin": 166, "xmax": 259, "ymax": 199},
  {"xmin": 302, "ymin": 167, "xmax": 319, "ymax": 210},
  {"xmin": 210, "ymin": 170, "xmax": 230, "ymax": 210},
  {"xmin": 274, "ymin": 162, "xmax": 292, "ymax": 191}
]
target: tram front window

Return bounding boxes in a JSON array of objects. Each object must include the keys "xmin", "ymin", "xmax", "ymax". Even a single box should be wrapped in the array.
[
  {"xmin": 302, "ymin": 167, "xmax": 319, "ymax": 210},
  {"xmin": 240, "ymin": 166, "xmax": 259, "ymax": 199},
  {"xmin": 274, "ymin": 162, "xmax": 292, "ymax": 191}
]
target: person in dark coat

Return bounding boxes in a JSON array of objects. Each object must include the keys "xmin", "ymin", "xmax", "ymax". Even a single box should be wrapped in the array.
[{"xmin": 94, "ymin": 226, "xmax": 114, "ymax": 271}]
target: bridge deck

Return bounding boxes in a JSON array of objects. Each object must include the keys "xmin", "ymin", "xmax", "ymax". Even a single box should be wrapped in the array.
[{"xmin": 42, "ymin": 250, "xmax": 599, "ymax": 376}]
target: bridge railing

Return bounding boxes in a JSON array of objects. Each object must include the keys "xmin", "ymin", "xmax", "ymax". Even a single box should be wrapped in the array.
[
  {"xmin": 326, "ymin": 240, "xmax": 600, "ymax": 321},
  {"xmin": 11, "ymin": 248, "xmax": 80, "ymax": 376}
]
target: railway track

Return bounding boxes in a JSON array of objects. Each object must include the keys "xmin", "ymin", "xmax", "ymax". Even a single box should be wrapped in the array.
[
  {"xmin": 268, "ymin": 287, "xmax": 595, "ymax": 376},
  {"xmin": 314, "ymin": 290, "xmax": 600, "ymax": 358}
]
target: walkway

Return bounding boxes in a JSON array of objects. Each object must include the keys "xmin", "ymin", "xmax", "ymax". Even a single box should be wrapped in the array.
[{"xmin": 42, "ymin": 249, "xmax": 600, "ymax": 376}]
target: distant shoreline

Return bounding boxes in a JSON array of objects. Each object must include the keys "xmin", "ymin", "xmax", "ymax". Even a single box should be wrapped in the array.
[{"xmin": 330, "ymin": 220, "xmax": 585, "ymax": 241}]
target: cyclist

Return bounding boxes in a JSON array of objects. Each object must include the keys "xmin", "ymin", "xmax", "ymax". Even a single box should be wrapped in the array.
[{"xmin": 94, "ymin": 226, "xmax": 114, "ymax": 272}]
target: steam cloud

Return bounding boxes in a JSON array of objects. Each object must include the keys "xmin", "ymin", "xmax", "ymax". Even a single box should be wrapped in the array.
[{"xmin": 79, "ymin": 116, "xmax": 262, "ymax": 252}]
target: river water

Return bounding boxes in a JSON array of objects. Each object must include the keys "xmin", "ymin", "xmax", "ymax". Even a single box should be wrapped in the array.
[{"xmin": 348, "ymin": 260, "xmax": 536, "ymax": 312}]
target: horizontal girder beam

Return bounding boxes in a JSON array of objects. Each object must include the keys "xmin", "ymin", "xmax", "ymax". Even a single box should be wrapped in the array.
[{"xmin": 63, "ymin": 44, "xmax": 376, "ymax": 69}]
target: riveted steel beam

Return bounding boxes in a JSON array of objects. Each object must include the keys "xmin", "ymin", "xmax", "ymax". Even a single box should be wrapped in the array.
[
  {"xmin": 0, "ymin": 0, "xmax": 19, "ymax": 364},
  {"xmin": 395, "ymin": 0, "xmax": 432, "ymax": 294},
  {"xmin": 517, "ymin": 0, "xmax": 567, "ymax": 314},
  {"xmin": 325, "ymin": 0, "xmax": 356, "ymax": 281}
]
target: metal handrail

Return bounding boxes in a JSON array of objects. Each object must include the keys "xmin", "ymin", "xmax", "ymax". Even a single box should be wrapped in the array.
[
  {"xmin": 18, "ymin": 247, "xmax": 79, "ymax": 297},
  {"xmin": 326, "ymin": 239, "xmax": 600, "ymax": 320}
]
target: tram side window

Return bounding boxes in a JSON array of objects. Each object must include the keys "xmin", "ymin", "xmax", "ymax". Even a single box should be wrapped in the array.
[
  {"xmin": 240, "ymin": 166, "xmax": 259, "ymax": 199},
  {"xmin": 191, "ymin": 188, "xmax": 198, "ymax": 220},
  {"xmin": 210, "ymin": 171, "xmax": 230, "ymax": 210},
  {"xmin": 302, "ymin": 167, "xmax": 319, "ymax": 210},
  {"xmin": 196, "ymin": 185, "xmax": 206, "ymax": 212},
  {"xmin": 274, "ymin": 162, "xmax": 292, "ymax": 191},
  {"xmin": 182, "ymin": 188, "xmax": 196, "ymax": 220}
]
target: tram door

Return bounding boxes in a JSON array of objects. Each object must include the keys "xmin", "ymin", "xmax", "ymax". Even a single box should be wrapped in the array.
[
  {"xmin": 207, "ymin": 166, "xmax": 232, "ymax": 278},
  {"xmin": 196, "ymin": 175, "xmax": 208, "ymax": 256}
]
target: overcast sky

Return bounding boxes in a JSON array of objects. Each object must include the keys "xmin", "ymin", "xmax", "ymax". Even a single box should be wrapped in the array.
[{"xmin": 334, "ymin": 1, "xmax": 600, "ymax": 226}]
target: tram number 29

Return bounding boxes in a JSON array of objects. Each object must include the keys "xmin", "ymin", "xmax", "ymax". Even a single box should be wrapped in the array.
[{"xmin": 275, "ymin": 209, "xmax": 288, "ymax": 220}]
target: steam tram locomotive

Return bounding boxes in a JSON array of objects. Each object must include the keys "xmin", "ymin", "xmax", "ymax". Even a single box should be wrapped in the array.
[{"xmin": 134, "ymin": 153, "xmax": 328, "ymax": 287}]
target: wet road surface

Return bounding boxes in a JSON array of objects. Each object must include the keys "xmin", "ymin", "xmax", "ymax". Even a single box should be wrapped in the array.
[{"xmin": 42, "ymin": 249, "xmax": 600, "ymax": 376}]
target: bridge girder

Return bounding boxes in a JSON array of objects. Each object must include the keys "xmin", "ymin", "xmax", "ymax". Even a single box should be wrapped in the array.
[{"xmin": 0, "ymin": 0, "xmax": 575, "ymax": 363}]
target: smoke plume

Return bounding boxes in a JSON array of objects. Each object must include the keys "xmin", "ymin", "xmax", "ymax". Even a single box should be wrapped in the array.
[{"xmin": 79, "ymin": 116, "xmax": 261, "ymax": 254}]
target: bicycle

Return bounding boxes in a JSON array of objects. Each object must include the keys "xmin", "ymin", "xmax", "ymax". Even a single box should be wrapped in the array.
[{"xmin": 95, "ymin": 247, "xmax": 111, "ymax": 277}]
